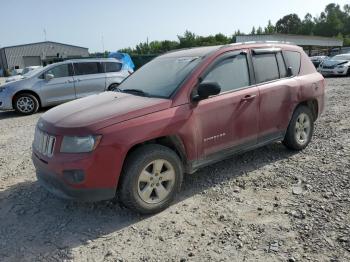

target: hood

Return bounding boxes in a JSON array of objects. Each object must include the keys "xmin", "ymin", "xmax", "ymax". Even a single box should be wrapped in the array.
[
  {"xmin": 322, "ymin": 59, "xmax": 349, "ymax": 67},
  {"xmin": 40, "ymin": 92, "xmax": 172, "ymax": 134},
  {"xmin": 5, "ymin": 75, "xmax": 24, "ymax": 83}
]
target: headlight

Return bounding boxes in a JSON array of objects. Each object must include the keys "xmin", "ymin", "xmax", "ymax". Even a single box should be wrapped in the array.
[
  {"xmin": 337, "ymin": 65, "xmax": 344, "ymax": 69},
  {"xmin": 60, "ymin": 135, "xmax": 102, "ymax": 153}
]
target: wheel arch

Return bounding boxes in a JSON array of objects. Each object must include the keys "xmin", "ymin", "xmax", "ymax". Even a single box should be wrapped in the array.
[
  {"xmin": 12, "ymin": 90, "xmax": 42, "ymax": 108},
  {"xmin": 124, "ymin": 135, "xmax": 187, "ymax": 164},
  {"xmin": 294, "ymin": 99, "xmax": 319, "ymax": 121}
]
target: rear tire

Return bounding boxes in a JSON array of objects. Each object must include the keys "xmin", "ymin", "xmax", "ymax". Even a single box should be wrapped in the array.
[
  {"xmin": 119, "ymin": 144, "xmax": 183, "ymax": 214},
  {"xmin": 14, "ymin": 93, "xmax": 39, "ymax": 115},
  {"xmin": 283, "ymin": 105, "xmax": 314, "ymax": 151}
]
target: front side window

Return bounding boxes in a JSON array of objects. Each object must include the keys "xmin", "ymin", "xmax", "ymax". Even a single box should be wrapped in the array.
[
  {"xmin": 203, "ymin": 54, "xmax": 250, "ymax": 93},
  {"xmin": 74, "ymin": 62, "xmax": 100, "ymax": 75},
  {"xmin": 253, "ymin": 53, "xmax": 279, "ymax": 83},
  {"xmin": 105, "ymin": 62, "xmax": 122, "ymax": 73},
  {"xmin": 46, "ymin": 64, "xmax": 72, "ymax": 78},
  {"xmin": 283, "ymin": 51, "xmax": 301, "ymax": 75}
]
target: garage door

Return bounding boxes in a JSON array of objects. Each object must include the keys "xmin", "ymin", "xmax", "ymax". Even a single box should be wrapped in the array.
[{"xmin": 23, "ymin": 56, "xmax": 41, "ymax": 67}]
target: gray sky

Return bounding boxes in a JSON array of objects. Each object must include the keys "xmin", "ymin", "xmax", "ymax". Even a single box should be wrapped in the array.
[{"xmin": 0, "ymin": 0, "xmax": 348, "ymax": 52}]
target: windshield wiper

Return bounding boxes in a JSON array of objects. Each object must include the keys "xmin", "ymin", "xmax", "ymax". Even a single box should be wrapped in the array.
[{"xmin": 122, "ymin": 89, "xmax": 149, "ymax": 97}]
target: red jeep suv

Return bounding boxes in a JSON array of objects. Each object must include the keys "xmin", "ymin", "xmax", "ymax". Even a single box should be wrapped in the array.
[{"xmin": 32, "ymin": 42, "xmax": 325, "ymax": 214}]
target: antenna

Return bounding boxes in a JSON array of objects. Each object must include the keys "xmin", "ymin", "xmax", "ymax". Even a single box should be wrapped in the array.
[{"xmin": 43, "ymin": 29, "xmax": 47, "ymax": 41}]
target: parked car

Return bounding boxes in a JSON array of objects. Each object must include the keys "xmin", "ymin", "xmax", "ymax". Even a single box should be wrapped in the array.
[
  {"xmin": 32, "ymin": 43, "xmax": 325, "ymax": 214},
  {"xmin": 310, "ymin": 55, "xmax": 328, "ymax": 68},
  {"xmin": 0, "ymin": 59, "xmax": 130, "ymax": 114},
  {"xmin": 318, "ymin": 53, "xmax": 350, "ymax": 76},
  {"xmin": 5, "ymin": 66, "xmax": 43, "ymax": 83}
]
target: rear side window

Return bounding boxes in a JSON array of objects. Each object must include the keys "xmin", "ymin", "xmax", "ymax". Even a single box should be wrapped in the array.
[
  {"xmin": 204, "ymin": 54, "xmax": 250, "ymax": 93},
  {"xmin": 104, "ymin": 62, "xmax": 122, "ymax": 73},
  {"xmin": 276, "ymin": 52, "xmax": 287, "ymax": 78},
  {"xmin": 74, "ymin": 62, "xmax": 101, "ymax": 75},
  {"xmin": 45, "ymin": 64, "xmax": 73, "ymax": 78},
  {"xmin": 252, "ymin": 53, "xmax": 279, "ymax": 83},
  {"xmin": 283, "ymin": 51, "xmax": 301, "ymax": 75}
]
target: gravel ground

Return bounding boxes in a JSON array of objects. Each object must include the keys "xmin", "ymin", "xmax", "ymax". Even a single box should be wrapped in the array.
[{"xmin": 0, "ymin": 77, "xmax": 349, "ymax": 262}]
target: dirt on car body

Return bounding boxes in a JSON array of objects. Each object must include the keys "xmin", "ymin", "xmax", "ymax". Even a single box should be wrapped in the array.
[{"xmin": 0, "ymin": 77, "xmax": 349, "ymax": 261}]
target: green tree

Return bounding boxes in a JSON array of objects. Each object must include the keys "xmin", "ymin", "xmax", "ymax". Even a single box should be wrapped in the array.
[
  {"xmin": 264, "ymin": 20, "xmax": 275, "ymax": 34},
  {"xmin": 251, "ymin": 26, "xmax": 256, "ymax": 35},
  {"xmin": 276, "ymin": 14, "xmax": 302, "ymax": 34}
]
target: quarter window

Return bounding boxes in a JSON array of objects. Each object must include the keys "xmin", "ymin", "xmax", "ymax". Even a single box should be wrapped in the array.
[
  {"xmin": 74, "ymin": 62, "xmax": 100, "ymax": 75},
  {"xmin": 203, "ymin": 54, "xmax": 250, "ymax": 93},
  {"xmin": 46, "ymin": 64, "xmax": 73, "ymax": 78},
  {"xmin": 252, "ymin": 53, "xmax": 279, "ymax": 83},
  {"xmin": 104, "ymin": 62, "xmax": 122, "ymax": 73},
  {"xmin": 283, "ymin": 51, "xmax": 301, "ymax": 75}
]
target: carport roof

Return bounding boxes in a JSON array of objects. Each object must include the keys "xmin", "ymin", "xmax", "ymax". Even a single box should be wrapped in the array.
[{"xmin": 236, "ymin": 34, "xmax": 343, "ymax": 47}]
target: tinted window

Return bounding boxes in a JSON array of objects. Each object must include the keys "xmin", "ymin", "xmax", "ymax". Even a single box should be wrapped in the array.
[
  {"xmin": 283, "ymin": 51, "xmax": 301, "ymax": 75},
  {"xmin": 253, "ymin": 54, "xmax": 279, "ymax": 83},
  {"xmin": 105, "ymin": 62, "xmax": 122, "ymax": 73},
  {"xmin": 46, "ymin": 64, "xmax": 72, "ymax": 78},
  {"xmin": 74, "ymin": 62, "xmax": 100, "ymax": 75},
  {"xmin": 276, "ymin": 52, "xmax": 287, "ymax": 78},
  {"xmin": 204, "ymin": 54, "xmax": 250, "ymax": 93}
]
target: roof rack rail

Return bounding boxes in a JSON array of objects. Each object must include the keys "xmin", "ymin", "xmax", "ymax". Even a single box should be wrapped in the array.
[{"xmin": 226, "ymin": 40, "xmax": 295, "ymax": 46}]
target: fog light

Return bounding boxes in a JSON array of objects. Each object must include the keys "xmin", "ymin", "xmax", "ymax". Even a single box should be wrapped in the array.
[{"xmin": 63, "ymin": 170, "xmax": 85, "ymax": 184}]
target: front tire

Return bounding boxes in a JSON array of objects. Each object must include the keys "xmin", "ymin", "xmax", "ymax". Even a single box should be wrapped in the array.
[
  {"xmin": 14, "ymin": 93, "xmax": 39, "ymax": 115},
  {"xmin": 119, "ymin": 144, "xmax": 183, "ymax": 214},
  {"xmin": 107, "ymin": 83, "xmax": 120, "ymax": 91},
  {"xmin": 283, "ymin": 105, "xmax": 314, "ymax": 151}
]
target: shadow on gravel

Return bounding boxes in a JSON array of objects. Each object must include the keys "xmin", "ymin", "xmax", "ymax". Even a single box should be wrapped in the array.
[
  {"xmin": 0, "ymin": 107, "xmax": 50, "ymax": 120},
  {"xmin": 0, "ymin": 142, "xmax": 296, "ymax": 261}
]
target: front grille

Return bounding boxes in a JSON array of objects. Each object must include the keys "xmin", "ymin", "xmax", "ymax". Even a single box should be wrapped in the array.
[
  {"xmin": 33, "ymin": 128, "xmax": 56, "ymax": 157},
  {"xmin": 322, "ymin": 65, "xmax": 335, "ymax": 69}
]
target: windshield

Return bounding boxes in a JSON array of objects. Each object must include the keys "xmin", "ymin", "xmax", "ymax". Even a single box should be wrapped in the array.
[
  {"xmin": 119, "ymin": 56, "xmax": 201, "ymax": 98},
  {"xmin": 22, "ymin": 67, "xmax": 44, "ymax": 78},
  {"xmin": 331, "ymin": 55, "xmax": 350, "ymax": 61}
]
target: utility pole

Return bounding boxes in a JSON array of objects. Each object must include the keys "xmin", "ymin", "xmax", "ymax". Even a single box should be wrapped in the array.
[{"xmin": 101, "ymin": 35, "xmax": 105, "ymax": 56}]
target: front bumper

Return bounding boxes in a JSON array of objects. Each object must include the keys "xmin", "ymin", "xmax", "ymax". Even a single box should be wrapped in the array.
[
  {"xmin": 0, "ymin": 91, "xmax": 13, "ymax": 110},
  {"xmin": 32, "ymin": 152, "xmax": 116, "ymax": 202},
  {"xmin": 319, "ymin": 68, "xmax": 348, "ymax": 76}
]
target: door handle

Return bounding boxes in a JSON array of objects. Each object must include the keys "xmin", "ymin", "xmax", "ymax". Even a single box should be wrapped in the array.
[
  {"xmin": 67, "ymin": 80, "xmax": 74, "ymax": 83},
  {"xmin": 241, "ymin": 94, "xmax": 256, "ymax": 102}
]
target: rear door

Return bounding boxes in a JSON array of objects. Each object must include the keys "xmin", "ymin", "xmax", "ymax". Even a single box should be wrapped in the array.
[
  {"xmin": 73, "ymin": 62, "xmax": 106, "ymax": 98},
  {"xmin": 39, "ymin": 63, "xmax": 76, "ymax": 105},
  {"xmin": 193, "ymin": 51, "xmax": 259, "ymax": 157},
  {"xmin": 252, "ymin": 49, "xmax": 299, "ymax": 142}
]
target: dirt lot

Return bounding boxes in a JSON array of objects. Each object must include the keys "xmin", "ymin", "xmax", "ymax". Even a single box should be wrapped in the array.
[{"xmin": 0, "ymin": 77, "xmax": 349, "ymax": 262}]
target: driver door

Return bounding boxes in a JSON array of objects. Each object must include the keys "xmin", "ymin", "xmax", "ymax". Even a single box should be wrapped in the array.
[
  {"xmin": 39, "ymin": 63, "xmax": 76, "ymax": 105},
  {"xmin": 193, "ymin": 51, "xmax": 259, "ymax": 158}
]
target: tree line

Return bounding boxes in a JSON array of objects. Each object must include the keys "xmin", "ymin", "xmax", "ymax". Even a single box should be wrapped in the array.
[{"xmin": 119, "ymin": 3, "xmax": 350, "ymax": 55}]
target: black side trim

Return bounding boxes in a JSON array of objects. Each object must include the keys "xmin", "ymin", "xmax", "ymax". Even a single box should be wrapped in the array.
[{"xmin": 185, "ymin": 131, "xmax": 285, "ymax": 174}]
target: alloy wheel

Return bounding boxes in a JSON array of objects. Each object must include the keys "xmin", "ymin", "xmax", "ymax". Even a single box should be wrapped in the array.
[
  {"xmin": 295, "ymin": 113, "xmax": 311, "ymax": 145},
  {"xmin": 16, "ymin": 96, "xmax": 35, "ymax": 113},
  {"xmin": 137, "ymin": 159, "xmax": 175, "ymax": 204}
]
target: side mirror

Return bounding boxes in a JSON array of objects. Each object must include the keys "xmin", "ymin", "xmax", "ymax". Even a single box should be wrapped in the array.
[
  {"xmin": 287, "ymin": 67, "xmax": 293, "ymax": 77},
  {"xmin": 193, "ymin": 82, "xmax": 221, "ymax": 102},
  {"xmin": 45, "ymin": 73, "xmax": 54, "ymax": 81}
]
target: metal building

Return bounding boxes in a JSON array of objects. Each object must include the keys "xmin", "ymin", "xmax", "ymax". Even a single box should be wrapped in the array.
[
  {"xmin": 236, "ymin": 34, "xmax": 343, "ymax": 55},
  {"xmin": 0, "ymin": 41, "xmax": 89, "ymax": 72}
]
